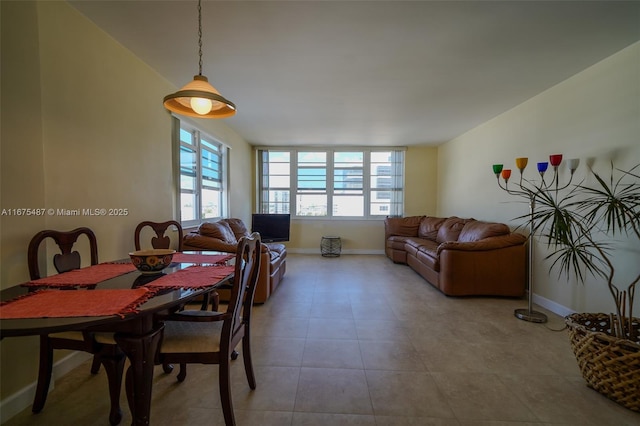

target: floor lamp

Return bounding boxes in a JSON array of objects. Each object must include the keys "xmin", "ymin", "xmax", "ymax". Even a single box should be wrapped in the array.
[{"xmin": 492, "ymin": 154, "xmax": 580, "ymax": 323}]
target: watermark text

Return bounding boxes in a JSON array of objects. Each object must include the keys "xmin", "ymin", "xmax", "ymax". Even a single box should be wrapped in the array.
[{"xmin": 1, "ymin": 208, "xmax": 129, "ymax": 217}]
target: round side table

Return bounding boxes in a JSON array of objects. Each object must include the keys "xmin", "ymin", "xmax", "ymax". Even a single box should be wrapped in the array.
[{"xmin": 321, "ymin": 236, "xmax": 341, "ymax": 257}]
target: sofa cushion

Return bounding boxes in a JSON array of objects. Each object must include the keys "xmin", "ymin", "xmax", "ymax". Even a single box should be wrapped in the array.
[
  {"xmin": 385, "ymin": 216, "xmax": 424, "ymax": 237},
  {"xmin": 403, "ymin": 237, "xmax": 436, "ymax": 251},
  {"xmin": 198, "ymin": 221, "xmax": 237, "ymax": 244},
  {"xmin": 418, "ymin": 217, "xmax": 446, "ymax": 240},
  {"xmin": 436, "ymin": 217, "xmax": 467, "ymax": 243},
  {"xmin": 402, "ymin": 238, "xmax": 421, "ymax": 257},
  {"xmin": 416, "ymin": 240, "xmax": 439, "ymax": 257},
  {"xmin": 415, "ymin": 249, "xmax": 439, "ymax": 271},
  {"xmin": 387, "ymin": 236, "xmax": 410, "ymax": 251},
  {"xmin": 224, "ymin": 218, "xmax": 250, "ymax": 240},
  {"xmin": 403, "ymin": 237, "xmax": 423, "ymax": 252},
  {"xmin": 458, "ymin": 220, "xmax": 511, "ymax": 243}
]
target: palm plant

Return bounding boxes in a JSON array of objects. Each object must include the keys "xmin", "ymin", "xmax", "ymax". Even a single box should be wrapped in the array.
[{"xmin": 518, "ymin": 163, "xmax": 640, "ymax": 340}]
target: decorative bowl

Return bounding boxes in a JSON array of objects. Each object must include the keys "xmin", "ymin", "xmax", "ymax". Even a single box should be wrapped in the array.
[{"xmin": 129, "ymin": 249, "xmax": 176, "ymax": 274}]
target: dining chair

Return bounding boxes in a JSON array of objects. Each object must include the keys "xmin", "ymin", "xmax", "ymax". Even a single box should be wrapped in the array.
[
  {"xmin": 155, "ymin": 232, "xmax": 262, "ymax": 426},
  {"xmin": 27, "ymin": 227, "xmax": 125, "ymax": 425},
  {"xmin": 135, "ymin": 219, "xmax": 220, "ymax": 311},
  {"xmin": 134, "ymin": 220, "xmax": 184, "ymax": 252}
]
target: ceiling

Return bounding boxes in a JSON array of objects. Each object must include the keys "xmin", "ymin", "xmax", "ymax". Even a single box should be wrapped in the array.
[{"xmin": 69, "ymin": 1, "xmax": 640, "ymax": 147}]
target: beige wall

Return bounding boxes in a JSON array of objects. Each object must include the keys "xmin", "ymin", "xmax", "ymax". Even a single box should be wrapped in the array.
[
  {"xmin": 290, "ymin": 219, "xmax": 381, "ymax": 253},
  {"xmin": 405, "ymin": 146, "xmax": 438, "ymax": 217},
  {"xmin": 0, "ymin": 0, "xmax": 47, "ymax": 409},
  {"xmin": 437, "ymin": 41, "xmax": 640, "ymax": 315},
  {"xmin": 1, "ymin": 1, "xmax": 47, "ymax": 291},
  {"xmin": 0, "ymin": 0, "xmax": 252, "ymax": 405}
]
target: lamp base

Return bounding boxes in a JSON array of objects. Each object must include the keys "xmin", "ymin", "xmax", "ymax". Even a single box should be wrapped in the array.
[{"xmin": 514, "ymin": 308, "xmax": 548, "ymax": 323}]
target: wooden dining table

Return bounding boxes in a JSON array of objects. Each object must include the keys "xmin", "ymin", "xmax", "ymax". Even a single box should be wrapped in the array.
[{"xmin": 0, "ymin": 252, "xmax": 235, "ymax": 426}]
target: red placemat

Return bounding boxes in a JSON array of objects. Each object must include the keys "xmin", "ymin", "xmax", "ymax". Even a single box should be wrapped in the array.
[
  {"xmin": 23, "ymin": 263, "xmax": 137, "ymax": 289},
  {"xmin": 0, "ymin": 288, "xmax": 153, "ymax": 319},
  {"xmin": 143, "ymin": 265, "xmax": 234, "ymax": 290},
  {"xmin": 172, "ymin": 253, "xmax": 234, "ymax": 265}
]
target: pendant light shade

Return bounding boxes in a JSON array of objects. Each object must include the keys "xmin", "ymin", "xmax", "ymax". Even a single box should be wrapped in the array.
[
  {"xmin": 163, "ymin": 75, "xmax": 236, "ymax": 118},
  {"xmin": 163, "ymin": 0, "xmax": 236, "ymax": 119}
]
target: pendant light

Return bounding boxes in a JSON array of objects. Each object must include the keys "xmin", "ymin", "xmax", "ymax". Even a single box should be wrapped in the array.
[{"xmin": 163, "ymin": 0, "xmax": 236, "ymax": 118}]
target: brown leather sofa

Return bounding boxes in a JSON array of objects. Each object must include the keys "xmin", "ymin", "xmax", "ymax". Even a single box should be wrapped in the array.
[
  {"xmin": 182, "ymin": 218, "xmax": 286, "ymax": 303},
  {"xmin": 385, "ymin": 216, "xmax": 526, "ymax": 297}
]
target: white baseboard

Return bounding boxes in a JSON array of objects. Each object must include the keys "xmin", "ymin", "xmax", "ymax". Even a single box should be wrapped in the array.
[
  {"xmin": 0, "ymin": 351, "xmax": 92, "ymax": 423},
  {"xmin": 532, "ymin": 293, "xmax": 575, "ymax": 318},
  {"xmin": 288, "ymin": 248, "xmax": 385, "ymax": 255}
]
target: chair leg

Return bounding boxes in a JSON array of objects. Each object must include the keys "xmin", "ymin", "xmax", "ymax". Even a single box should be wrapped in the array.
[
  {"xmin": 177, "ymin": 363, "xmax": 187, "ymax": 382},
  {"xmin": 90, "ymin": 354, "xmax": 101, "ymax": 374},
  {"xmin": 99, "ymin": 350, "xmax": 125, "ymax": 425},
  {"xmin": 242, "ymin": 334, "xmax": 256, "ymax": 390},
  {"xmin": 199, "ymin": 292, "xmax": 210, "ymax": 311},
  {"xmin": 32, "ymin": 336, "xmax": 53, "ymax": 413},
  {"xmin": 211, "ymin": 291, "xmax": 220, "ymax": 312},
  {"xmin": 199, "ymin": 291, "xmax": 219, "ymax": 311},
  {"xmin": 219, "ymin": 358, "xmax": 236, "ymax": 426}
]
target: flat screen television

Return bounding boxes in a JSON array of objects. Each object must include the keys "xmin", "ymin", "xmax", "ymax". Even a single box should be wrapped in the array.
[{"xmin": 251, "ymin": 214, "xmax": 291, "ymax": 243}]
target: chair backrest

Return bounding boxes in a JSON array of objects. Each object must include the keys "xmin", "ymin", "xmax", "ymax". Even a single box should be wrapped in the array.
[
  {"xmin": 134, "ymin": 220, "xmax": 184, "ymax": 251},
  {"xmin": 223, "ymin": 232, "xmax": 262, "ymax": 343},
  {"xmin": 27, "ymin": 227, "xmax": 99, "ymax": 280}
]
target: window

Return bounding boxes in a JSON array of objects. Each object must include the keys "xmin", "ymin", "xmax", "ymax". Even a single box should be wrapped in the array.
[
  {"xmin": 176, "ymin": 120, "xmax": 228, "ymax": 227},
  {"xmin": 257, "ymin": 148, "xmax": 404, "ymax": 219},
  {"xmin": 258, "ymin": 150, "xmax": 291, "ymax": 214},
  {"xmin": 370, "ymin": 151, "xmax": 404, "ymax": 216},
  {"xmin": 297, "ymin": 151, "xmax": 327, "ymax": 216},
  {"xmin": 333, "ymin": 151, "xmax": 364, "ymax": 216}
]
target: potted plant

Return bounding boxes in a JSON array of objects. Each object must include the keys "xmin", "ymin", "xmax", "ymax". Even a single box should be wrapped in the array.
[{"xmin": 516, "ymin": 160, "xmax": 639, "ymax": 412}]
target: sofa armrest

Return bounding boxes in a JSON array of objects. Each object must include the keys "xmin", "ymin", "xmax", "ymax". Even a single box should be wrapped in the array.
[
  {"xmin": 436, "ymin": 233, "xmax": 526, "ymax": 255},
  {"xmin": 438, "ymin": 236, "xmax": 527, "ymax": 296}
]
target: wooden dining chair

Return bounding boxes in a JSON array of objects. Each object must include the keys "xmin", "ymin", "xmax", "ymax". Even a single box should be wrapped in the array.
[
  {"xmin": 134, "ymin": 220, "xmax": 184, "ymax": 251},
  {"xmin": 135, "ymin": 219, "xmax": 220, "ymax": 311},
  {"xmin": 155, "ymin": 232, "xmax": 262, "ymax": 426},
  {"xmin": 27, "ymin": 227, "xmax": 125, "ymax": 425}
]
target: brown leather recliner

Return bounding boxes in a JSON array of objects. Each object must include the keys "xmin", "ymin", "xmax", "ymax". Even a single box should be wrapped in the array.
[
  {"xmin": 182, "ymin": 218, "xmax": 286, "ymax": 303},
  {"xmin": 385, "ymin": 216, "xmax": 526, "ymax": 297}
]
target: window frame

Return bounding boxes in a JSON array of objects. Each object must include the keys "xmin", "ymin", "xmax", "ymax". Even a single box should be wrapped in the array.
[
  {"xmin": 174, "ymin": 117, "xmax": 229, "ymax": 228},
  {"xmin": 257, "ymin": 147, "xmax": 405, "ymax": 219}
]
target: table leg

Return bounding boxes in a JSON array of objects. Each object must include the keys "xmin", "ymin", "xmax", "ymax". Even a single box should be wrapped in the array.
[
  {"xmin": 99, "ymin": 350, "xmax": 125, "ymax": 425},
  {"xmin": 114, "ymin": 325, "xmax": 164, "ymax": 426}
]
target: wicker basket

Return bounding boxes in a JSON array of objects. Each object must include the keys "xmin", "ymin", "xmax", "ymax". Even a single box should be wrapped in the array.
[{"xmin": 565, "ymin": 313, "xmax": 640, "ymax": 412}]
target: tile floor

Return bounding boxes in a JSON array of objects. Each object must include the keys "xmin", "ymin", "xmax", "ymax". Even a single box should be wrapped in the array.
[{"xmin": 4, "ymin": 254, "xmax": 640, "ymax": 425}]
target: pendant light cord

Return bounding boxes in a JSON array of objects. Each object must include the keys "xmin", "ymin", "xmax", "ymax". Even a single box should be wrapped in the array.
[
  {"xmin": 197, "ymin": 0, "xmax": 203, "ymax": 76},
  {"xmin": 163, "ymin": 0, "xmax": 236, "ymax": 117}
]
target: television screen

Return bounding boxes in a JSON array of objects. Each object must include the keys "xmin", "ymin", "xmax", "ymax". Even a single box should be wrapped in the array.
[{"xmin": 251, "ymin": 214, "xmax": 290, "ymax": 243}]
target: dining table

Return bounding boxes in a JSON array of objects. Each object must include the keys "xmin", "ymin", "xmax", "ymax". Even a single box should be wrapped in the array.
[{"xmin": 0, "ymin": 251, "xmax": 235, "ymax": 426}]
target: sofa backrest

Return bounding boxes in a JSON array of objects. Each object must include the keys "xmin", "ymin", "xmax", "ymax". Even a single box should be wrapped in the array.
[
  {"xmin": 223, "ymin": 218, "xmax": 250, "ymax": 240},
  {"xmin": 384, "ymin": 216, "xmax": 424, "ymax": 238},
  {"xmin": 435, "ymin": 217, "xmax": 469, "ymax": 243},
  {"xmin": 418, "ymin": 217, "xmax": 446, "ymax": 240},
  {"xmin": 384, "ymin": 215, "xmax": 514, "ymax": 245},
  {"xmin": 198, "ymin": 221, "xmax": 237, "ymax": 244},
  {"xmin": 457, "ymin": 220, "xmax": 511, "ymax": 242}
]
